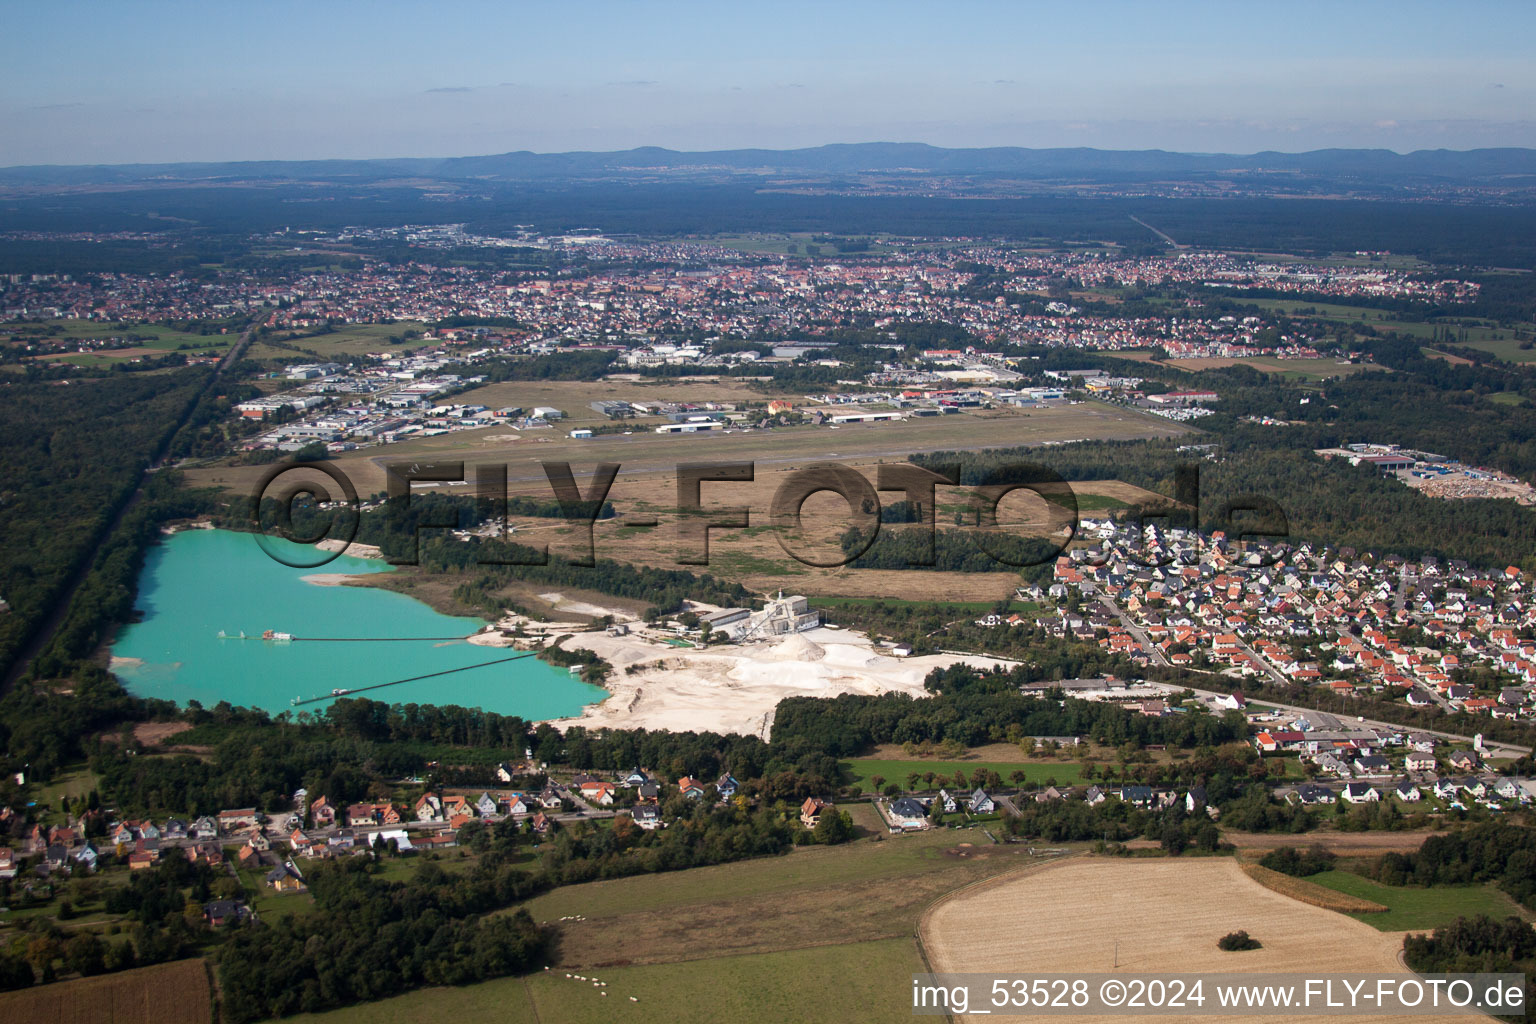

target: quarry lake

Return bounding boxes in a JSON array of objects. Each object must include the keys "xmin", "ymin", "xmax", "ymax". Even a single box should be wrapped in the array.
[{"xmin": 110, "ymin": 528, "xmax": 608, "ymax": 718}]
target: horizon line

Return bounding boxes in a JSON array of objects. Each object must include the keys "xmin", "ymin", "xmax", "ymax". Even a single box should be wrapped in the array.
[{"xmin": 5, "ymin": 140, "xmax": 1535, "ymax": 173}]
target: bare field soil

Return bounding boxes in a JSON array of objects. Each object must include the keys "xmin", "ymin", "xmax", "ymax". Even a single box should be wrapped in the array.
[
  {"xmin": 1163, "ymin": 356, "xmax": 1371, "ymax": 377},
  {"xmin": 132, "ymin": 720, "xmax": 194, "ymax": 746},
  {"xmin": 0, "ymin": 959, "xmax": 211, "ymax": 1024},
  {"xmin": 181, "ymin": 400, "xmax": 1188, "ymax": 504},
  {"xmin": 183, "ymin": 405, "xmax": 1172, "ymax": 599},
  {"xmin": 922, "ymin": 858, "xmax": 1418, "ymax": 1024}
]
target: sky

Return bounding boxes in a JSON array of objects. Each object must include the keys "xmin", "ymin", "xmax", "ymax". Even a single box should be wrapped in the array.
[{"xmin": 3, "ymin": 1, "xmax": 1534, "ymax": 166}]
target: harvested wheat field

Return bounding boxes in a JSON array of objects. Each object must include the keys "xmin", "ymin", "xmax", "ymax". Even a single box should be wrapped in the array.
[
  {"xmin": 0, "ymin": 958, "xmax": 210, "ymax": 1024},
  {"xmin": 922, "ymin": 858, "xmax": 1418, "ymax": 1024}
]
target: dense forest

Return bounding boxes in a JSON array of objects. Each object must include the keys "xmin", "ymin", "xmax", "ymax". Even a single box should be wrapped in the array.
[
  {"xmin": 218, "ymin": 856, "xmax": 549, "ymax": 1021},
  {"xmin": 0, "ymin": 369, "xmax": 211, "ymax": 681}
]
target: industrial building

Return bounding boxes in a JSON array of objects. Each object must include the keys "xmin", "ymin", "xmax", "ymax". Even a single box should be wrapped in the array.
[{"xmin": 699, "ymin": 594, "xmax": 821, "ymax": 641}]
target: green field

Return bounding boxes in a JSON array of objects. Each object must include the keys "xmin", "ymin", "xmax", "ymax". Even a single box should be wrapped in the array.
[
  {"xmin": 33, "ymin": 768, "xmax": 101, "ymax": 821},
  {"xmin": 1237, "ymin": 299, "xmax": 1527, "ymax": 355},
  {"xmin": 1454, "ymin": 337, "xmax": 1536, "ymax": 364},
  {"xmin": 842, "ymin": 757, "xmax": 1083, "ymax": 791},
  {"xmin": 285, "ymin": 937, "xmax": 921, "ymax": 1024},
  {"xmin": 9, "ymin": 318, "xmax": 235, "ymax": 347},
  {"xmin": 1307, "ymin": 871, "xmax": 1526, "ymax": 931},
  {"xmin": 269, "ymin": 320, "xmax": 433, "ymax": 358},
  {"xmin": 522, "ymin": 826, "xmax": 981, "ymax": 923},
  {"xmin": 1073, "ymin": 493, "xmax": 1130, "ymax": 511}
]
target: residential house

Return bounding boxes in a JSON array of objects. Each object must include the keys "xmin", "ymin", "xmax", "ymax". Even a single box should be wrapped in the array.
[
  {"xmin": 310, "ymin": 797, "xmax": 336, "ymax": 826},
  {"xmin": 887, "ymin": 797, "xmax": 929, "ymax": 830},
  {"xmin": 475, "ymin": 793, "xmax": 499, "ymax": 818},
  {"xmin": 677, "ymin": 777, "xmax": 707, "ymax": 800},
  {"xmin": 578, "ymin": 781, "xmax": 615, "ymax": 806},
  {"xmin": 935, "ymin": 789, "xmax": 958, "ymax": 814},
  {"xmin": 1119, "ymin": 786, "xmax": 1154, "ymax": 807},
  {"xmin": 203, "ymin": 900, "xmax": 250, "ymax": 927},
  {"xmin": 266, "ymin": 862, "xmax": 307, "ymax": 892},
  {"xmin": 969, "ymin": 788, "xmax": 995, "ymax": 814},
  {"xmin": 187, "ymin": 842, "xmax": 223, "ymax": 866},
  {"xmin": 631, "ymin": 805, "xmax": 663, "ymax": 831},
  {"xmin": 715, "ymin": 774, "xmax": 739, "ymax": 800},
  {"xmin": 70, "ymin": 844, "xmax": 98, "ymax": 873},
  {"xmin": 414, "ymin": 793, "xmax": 444, "ymax": 822},
  {"xmin": 1294, "ymin": 784, "xmax": 1336, "ymax": 805},
  {"xmin": 1354, "ymin": 756, "xmax": 1391, "ymax": 776},
  {"xmin": 218, "ymin": 808, "xmax": 258, "ymax": 833},
  {"xmin": 1342, "ymin": 782, "xmax": 1379, "ymax": 803},
  {"xmin": 800, "ymin": 797, "xmax": 831, "ymax": 829},
  {"xmin": 1394, "ymin": 780, "xmax": 1422, "ymax": 803}
]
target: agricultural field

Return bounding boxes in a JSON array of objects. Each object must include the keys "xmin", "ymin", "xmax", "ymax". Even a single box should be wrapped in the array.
[
  {"xmin": 0, "ymin": 958, "xmax": 211, "ymax": 1024},
  {"xmin": 1305, "ymin": 870, "xmax": 1527, "ymax": 931},
  {"xmin": 1450, "ymin": 336, "xmax": 1536, "ymax": 364},
  {"xmin": 257, "ymin": 320, "xmax": 433, "ymax": 359},
  {"xmin": 288, "ymin": 828, "xmax": 1067, "ymax": 1024},
  {"xmin": 921, "ymin": 858, "xmax": 1420, "ymax": 1024},
  {"xmin": 178, "ymin": 394, "xmax": 1178, "ymax": 600},
  {"xmin": 1162, "ymin": 355, "xmax": 1373, "ymax": 379},
  {"xmin": 286, "ymin": 939, "xmax": 919, "ymax": 1024}
]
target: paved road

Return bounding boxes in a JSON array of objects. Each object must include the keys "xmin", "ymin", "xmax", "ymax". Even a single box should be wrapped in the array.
[{"xmin": 1094, "ymin": 590, "xmax": 1170, "ymax": 667}]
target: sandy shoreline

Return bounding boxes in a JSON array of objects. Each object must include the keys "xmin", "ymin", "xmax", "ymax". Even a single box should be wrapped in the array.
[
  {"xmin": 547, "ymin": 626, "xmax": 1014, "ymax": 739},
  {"xmin": 313, "ymin": 537, "xmax": 384, "ymax": 560},
  {"xmin": 301, "ymin": 572, "xmax": 375, "ymax": 587}
]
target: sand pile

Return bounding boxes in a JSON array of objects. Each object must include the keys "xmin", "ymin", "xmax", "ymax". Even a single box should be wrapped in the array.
[{"xmin": 762, "ymin": 633, "xmax": 827, "ymax": 662}]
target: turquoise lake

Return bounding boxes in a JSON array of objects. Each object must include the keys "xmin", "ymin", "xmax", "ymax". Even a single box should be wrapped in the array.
[{"xmin": 110, "ymin": 529, "xmax": 609, "ymax": 719}]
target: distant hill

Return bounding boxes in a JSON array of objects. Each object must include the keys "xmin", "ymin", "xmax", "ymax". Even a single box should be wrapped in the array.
[{"xmin": 4, "ymin": 143, "xmax": 1536, "ymax": 188}]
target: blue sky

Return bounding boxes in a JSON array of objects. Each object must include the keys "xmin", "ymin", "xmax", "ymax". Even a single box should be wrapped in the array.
[{"xmin": 3, "ymin": 1, "xmax": 1533, "ymax": 165}]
